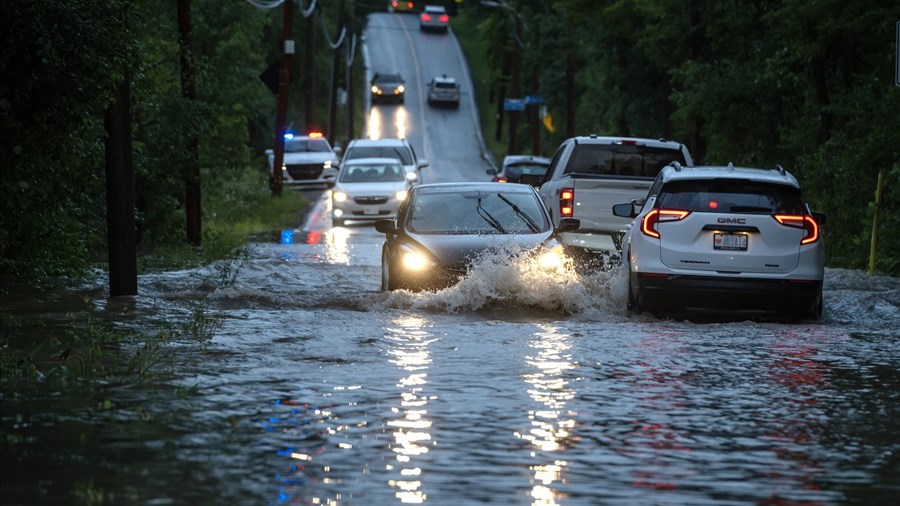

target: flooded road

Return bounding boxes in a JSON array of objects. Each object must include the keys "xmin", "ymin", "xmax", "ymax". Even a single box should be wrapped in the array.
[
  {"xmin": 4, "ymin": 11, "xmax": 900, "ymax": 505},
  {"xmin": 3, "ymin": 213, "xmax": 899, "ymax": 505}
]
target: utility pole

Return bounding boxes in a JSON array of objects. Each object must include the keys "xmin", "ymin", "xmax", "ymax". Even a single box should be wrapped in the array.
[
  {"xmin": 328, "ymin": 0, "xmax": 347, "ymax": 145},
  {"xmin": 507, "ymin": 15, "xmax": 522, "ymax": 156},
  {"xmin": 305, "ymin": 9, "xmax": 316, "ymax": 131},
  {"xmin": 271, "ymin": 0, "xmax": 295, "ymax": 197},
  {"xmin": 104, "ymin": 76, "xmax": 137, "ymax": 297},
  {"xmin": 177, "ymin": 0, "xmax": 200, "ymax": 244},
  {"xmin": 345, "ymin": 16, "xmax": 354, "ymax": 144}
]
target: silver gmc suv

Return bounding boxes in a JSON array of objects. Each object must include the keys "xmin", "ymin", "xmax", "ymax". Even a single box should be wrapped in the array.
[{"xmin": 613, "ymin": 163, "xmax": 826, "ymax": 319}]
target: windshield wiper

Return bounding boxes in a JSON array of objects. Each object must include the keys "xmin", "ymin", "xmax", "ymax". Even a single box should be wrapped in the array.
[
  {"xmin": 496, "ymin": 193, "xmax": 540, "ymax": 233},
  {"xmin": 476, "ymin": 193, "xmax": 506, "ymax": 234}
]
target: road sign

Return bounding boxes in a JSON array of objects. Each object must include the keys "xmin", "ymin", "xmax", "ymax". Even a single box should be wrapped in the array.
[
  {"xmin": 504, "ymin": 98, "xmax": 525, "ymax": 111},
  {"xmin": 524, "ymin": 95, "xmax": 544, "ymax": 105}
]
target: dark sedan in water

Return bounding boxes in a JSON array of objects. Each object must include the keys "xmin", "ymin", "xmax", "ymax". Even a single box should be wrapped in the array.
[{"xmin": 376, "ymin": 182, "xmax": 579, "ymax": 291}]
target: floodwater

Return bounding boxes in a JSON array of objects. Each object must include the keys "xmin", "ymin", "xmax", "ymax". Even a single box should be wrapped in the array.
[{"xmin": 2, "ymin": 221, "xmax": 899, "ymax": 505}]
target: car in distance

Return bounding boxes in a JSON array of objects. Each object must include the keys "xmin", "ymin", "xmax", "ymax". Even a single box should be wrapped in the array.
[
  {"xmin": 426, "ymin": 75, "xmax": 460, "ymax": 107},
  {"xmin": 376, "ymin": 182, "xmax": 580, "ymax": 291},
  {"xmin": 265, "ymin": 131, "xmax": 340, "ymax": 188},
  {"xmin": 419, "ymin": 5, "xmax": 449, "ymax": 32},
  {"xmin": 370, "ymin": 72, "xmax": 405, "ymax": 105},
  {"xmin": 613, "ymin": 162, "xmax": 826, "ymax": 319},
  {"xmin": 538, "ymin": 135, "xmax": 693, "ymax": 256},
  {"xmin": 491, "ymin": 155, "xmax": 551, "ymax": 186},
  {"xmin": 341, "ymin": 138, "xmax": 428, "ymax": 184},
  {"xmin": 388, "ymin": 0, "xmax": 415, "ymax": 13},
  {"xmin": 329, "ymin": 158, "xmax": 411, "ymax": 227}
]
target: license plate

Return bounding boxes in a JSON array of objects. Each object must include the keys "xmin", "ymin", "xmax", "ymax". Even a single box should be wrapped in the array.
[
  {"xmin": 714, "ymin": 232, "xmax": 748, "ymax": 251},
  {"xmin": 363, "ymin": 208, "xmax": 379, "ymax": 215}
]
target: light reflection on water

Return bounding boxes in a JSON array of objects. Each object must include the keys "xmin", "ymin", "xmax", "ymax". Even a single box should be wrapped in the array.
[
  {"xmin": 518, "ymin": 326, "xmax": 577, "ymax": 506},
  {"xmin": 385, "ymin": 316, "xmax": 436, "ymax": 503}
]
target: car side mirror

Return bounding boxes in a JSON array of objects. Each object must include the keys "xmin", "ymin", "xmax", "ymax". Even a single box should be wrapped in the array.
[
  {"xmin": 333, "ymin": 146, "xmax": 342, "ymax": 154},
  {"xmin": 811, "ymin": 211, "xmax": 826, "ymax": 225},
  {"xmin": 418, "ymin": 159, "xmax": 429, "ymax": 169},
  {"xmin": 612, "ymin": 203, "xmax": 637, "ymax": 218},
  {"xmin": 556, "ymin": 218, "xmax": 580, "ymax": 233},
  {"xmin": 375, "ymin": 220, "xmax": 397, "ymax": 234}
]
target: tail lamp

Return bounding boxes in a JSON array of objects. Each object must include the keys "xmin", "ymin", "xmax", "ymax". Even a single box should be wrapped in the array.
[
  {"xmin": 559, "ymin": 188, "xmax": 574, "ymax": 217},
  {"xmin": 641, "ymin": 209, "xmax": 691, "ymax": 238},
  {"xmin": 773, "ymin": 214, "xmax": 820, "ymax": 244}
]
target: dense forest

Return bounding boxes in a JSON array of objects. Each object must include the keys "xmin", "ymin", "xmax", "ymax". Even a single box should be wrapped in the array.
[{"xmin": 1, "ymin": 0, "xmax": 898, "ymax": 279}]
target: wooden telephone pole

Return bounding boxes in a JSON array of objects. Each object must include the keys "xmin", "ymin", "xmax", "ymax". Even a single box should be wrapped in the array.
[{"xmin": 271, "ymin": 0, "xmax": 295, "ymax": 196}]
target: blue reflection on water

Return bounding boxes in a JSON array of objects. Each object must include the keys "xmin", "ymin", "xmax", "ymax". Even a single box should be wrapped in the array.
[{"xmin": 280, "ymin": 230, "xmax": 294, "ymax": 245}]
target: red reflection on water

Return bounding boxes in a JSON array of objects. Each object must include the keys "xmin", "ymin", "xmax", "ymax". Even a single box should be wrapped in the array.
[{"xmin": 305, "ymin": 231, "xmax": 323, "ymax": 245}]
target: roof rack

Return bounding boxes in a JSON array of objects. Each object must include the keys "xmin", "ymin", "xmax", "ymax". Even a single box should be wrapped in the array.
[{"xmin": 669, "ymin": 161, "xmax": 682, "ymax": 172}]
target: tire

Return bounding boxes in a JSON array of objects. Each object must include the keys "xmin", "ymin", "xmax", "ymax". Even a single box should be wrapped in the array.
[
  {"xmin": 627, "ymin": 267, "xmax": 642, "ymax": 314},
  {"xmin": 808, "ymin": 286, "xmax": 824, "ymax": 320},
  {"xmin": 381, "ymin": 246, "xmax": 402, "ymax": 291}
]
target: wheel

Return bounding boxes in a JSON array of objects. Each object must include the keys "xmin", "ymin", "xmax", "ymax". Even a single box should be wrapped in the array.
[
  {"xmin": 808, "ymin": 286, "xmax": 824, "ymax": 320},
  {"xmin": 381, "ymin": 246, "xmax": 402, "ymax": 291},
  {"xmin": 627, "ymin": 267, "xmax": 642, "ymax": 314}
]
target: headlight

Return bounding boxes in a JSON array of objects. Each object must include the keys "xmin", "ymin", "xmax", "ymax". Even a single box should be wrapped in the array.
[
  {"xmin": 397, "ymin": 85, "xmax": 405, "ymax": 93},
  {"xmin": 402, "ymin": 251, "xmax": 430, "ymax": 270},
  {"xmin": 395, "ymin": 190, "xmax": 409, "ymax": 201},
  {"xmin": 332, "ymin": 191, "xmax": 348, "ymax": 203},
  {"xmin": 324, "ymin": 160, "xmax": 333, "ymax": 168},
  {"xmin": 371, "ymin": 85, "xmax": 381, "ymax": 94},
  {"xmin": 405, "ymin": 172, "xmax": 418, "ymax": 181},
  {"xmin": 538, "ymin": 246, "xmax": 565, "ymax": 270}
]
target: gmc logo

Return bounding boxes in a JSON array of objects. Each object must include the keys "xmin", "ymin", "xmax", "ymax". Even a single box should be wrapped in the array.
[{"xmin": 718, "ymin": 217, "xmax": 747, "ymax": 224}]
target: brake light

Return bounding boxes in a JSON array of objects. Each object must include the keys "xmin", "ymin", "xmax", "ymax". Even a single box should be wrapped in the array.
[
  {"xmin": 618, "ymin": 140, "xmax": 637, "ymax": 145},
  {"xmin": 641, "ymin": 209, "xmax": 691, "ymax": 238},
  {"xmin": 421, "ymin": 13, "xmax": 432, "ymax": 21},
  {"xmin": 560, "ymin": 188, "xmax": 574, "ymax": 217},
  {"xmin": 439, "ymin": 14, "xmax": 449, "ymax": 22},
  {"xmin": 407, "ymin": 2, "xmax": 413, "ymax": 8},
  {"xmin": 773, "ymin": 214, "xmax": 819, "ymax": 244}
]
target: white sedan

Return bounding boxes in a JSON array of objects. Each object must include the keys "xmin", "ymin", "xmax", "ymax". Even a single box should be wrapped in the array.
[{"xmin": 329, "ymin": 158, "xmax": 411, "ymax": 227}]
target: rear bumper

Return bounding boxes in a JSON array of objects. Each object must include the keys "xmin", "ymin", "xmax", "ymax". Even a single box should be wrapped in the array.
[{"xmin": 635, "ymin": 273, "xmax": 822, "ymax": 314}]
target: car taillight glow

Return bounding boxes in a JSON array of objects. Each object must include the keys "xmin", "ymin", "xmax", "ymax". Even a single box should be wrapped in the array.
[
  {"xmin": 439, "ymin": 14, "xmax": 449, "ymax": 22},
  {"xmin": 641, "ymin": 209, "xmax": 691, "ymax": 238},
  {"xmin": 773, "ymin": 214, "xmax": 819, "ymax": 244},
  {"xmin": 407, "ymin": 2, "xmax": 413, "ymax": 8},
  {"xmin": 560, "ymin": 188, "xmax": 574, "ymax": 217},
  {"xmin": 421, "ymin": 13, "xmax": 432, "ymax": 21}
]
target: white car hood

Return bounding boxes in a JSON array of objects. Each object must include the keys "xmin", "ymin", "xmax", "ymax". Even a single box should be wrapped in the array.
[{"xmin": 283, "ymin": 151, "xmax": 336, "ymax": 164}]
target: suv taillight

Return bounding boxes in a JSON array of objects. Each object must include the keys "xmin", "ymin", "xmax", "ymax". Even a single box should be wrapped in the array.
[
  {"xmin": 560, "ymin": 188, "xmax": 574, "ymax": 217},
  {"xmin": 641, "ymin": 209, "xmax": 691, "ymax": 238},
  {"xmin": 773, "ymin": 214, "xmax": 820, "ymax": 244}
]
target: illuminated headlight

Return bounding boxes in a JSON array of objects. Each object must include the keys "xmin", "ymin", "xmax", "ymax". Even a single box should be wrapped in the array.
[
  {"xmin": 396, "ymin": 85, "xmax": 405, "ymax": 93},
  {"xmin": 332, "ymin": 191, "xmax": 348, "ymax": 203},
  {"xmin": 395, "ymin": 190, "xmax": 409, "ymax": 201},
  {"xmin": 538, "ymin": 246, "xmax": 565, "ymax": 270},
  {"xmin": 405, "ymin": 172, "xmax": 418, "ymax": 181},
  {"xmin": 371, "ymin": 85, "xmax": 380, "ymax": 94},
  {"xmin": 324, "ymin": 160, "xmax": 333, "ymax": 168},
  {"xmin": 402, "ymin": 251, "xmax": 430, "ymax": 271}
]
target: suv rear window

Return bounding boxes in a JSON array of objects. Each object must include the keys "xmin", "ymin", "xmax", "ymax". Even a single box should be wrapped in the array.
[
  {"xmin": 564, "ymin": 144, "xmax": 686, "ymax": 178},
  {"xmin": 657, "ymin": 179, "xmax": 806, "ymax": 214}
]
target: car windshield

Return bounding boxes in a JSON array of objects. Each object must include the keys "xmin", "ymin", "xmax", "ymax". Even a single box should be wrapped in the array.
[
  {"xmin": 657, "ymin": 179, "xmax": 806, "ymax": 214},
  {"xmin": 408, "ymin": 190, "xmax": 549, "ymax": 234},
  {"xmin": 285, "ymin": 138, "xmax": 331, "ymax": 153},
  {"xmin": 434, "ymin": 82, "xmax": 456, "ymax": 89},
  {"xmin": 346, "ymin": 146, "xmax": 413, "ymax": 165},
  {"xmin": 374, "ymin": 74, "xmax": 402, "ymax": 83},
  {"xmin": 564, "ymin": 144, "xmax": 686, "ymax": 178},
  {"xmin": 504, "ymin": 163, "xmax": 549, "ymax": 178},
  {"xmin": 339, "ymin": 163, "xmax": 405, "ymax": 183}
]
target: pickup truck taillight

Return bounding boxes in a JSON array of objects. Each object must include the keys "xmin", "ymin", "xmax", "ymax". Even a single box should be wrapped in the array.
[
  {"xmin": 560, "ymin": 188, "xmax": 574, "ymax": 217},
  {"xmin": 641, "ymin": 209, "xmax": 691, "ymax": 238},
  {"xmin": 773, "ymin": 214, "xmax": 820, "ymax": 244}
]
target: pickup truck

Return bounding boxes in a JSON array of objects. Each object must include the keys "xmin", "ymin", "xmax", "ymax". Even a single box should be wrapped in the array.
[{"xmin": 537, "ymin": 135, "xmax": 693, "ymax": 256}]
